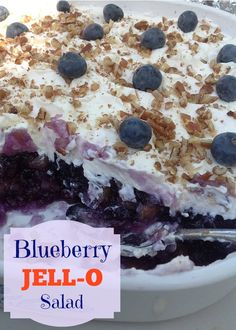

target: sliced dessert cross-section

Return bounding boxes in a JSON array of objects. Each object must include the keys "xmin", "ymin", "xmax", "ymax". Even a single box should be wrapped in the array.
[{"xmin": 0, "ymin": 2, "xmax": 236, "ymax": 272}]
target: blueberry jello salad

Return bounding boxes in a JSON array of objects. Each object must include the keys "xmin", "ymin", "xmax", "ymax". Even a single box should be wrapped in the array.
[{"xmin": 0, "ymin": 0, "xmax": 236, "ymax": 275}]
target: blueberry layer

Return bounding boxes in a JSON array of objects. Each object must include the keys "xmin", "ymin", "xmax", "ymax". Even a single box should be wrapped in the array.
[
  {"xmin": 1, "ymin": 152, "xmax": 236, "ymax": 270},
  {"xmin": 0, "ymin": 152, "xmax": 88, "ymax": 207}
]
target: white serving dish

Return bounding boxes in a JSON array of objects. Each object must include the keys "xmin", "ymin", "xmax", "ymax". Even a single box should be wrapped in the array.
[
  {"xmin": 85, "ymin": 0, "xmax": 236, "ymax": 322},
  {"xmin": 1, "ymin": 0, "xmax": 236, "ymax": 323}
]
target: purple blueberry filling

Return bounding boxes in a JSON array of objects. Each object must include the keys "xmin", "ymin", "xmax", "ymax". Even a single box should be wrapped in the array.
[
  {"xmin": 0, "ymin": 152, "xmax": 88, "ymax": 208},
  {"xmin": 0, "ymin": 151, "xmax": 236, "ymax": 270}
]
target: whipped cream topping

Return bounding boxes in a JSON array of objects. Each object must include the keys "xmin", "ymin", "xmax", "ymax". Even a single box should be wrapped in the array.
[{"xmin": 0, "ymin": 1, "xmax": 235, "ymax": 218}]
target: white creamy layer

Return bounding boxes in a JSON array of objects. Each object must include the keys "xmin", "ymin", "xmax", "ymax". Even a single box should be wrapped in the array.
[{"xmin": 0, "ymin": 1, "xmax": 235, "ymax": 218}]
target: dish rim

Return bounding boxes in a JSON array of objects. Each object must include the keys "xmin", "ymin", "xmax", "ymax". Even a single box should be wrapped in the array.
[{"xmin": 112, "ymin": 0, "xmax": 236, "ymax": 290}]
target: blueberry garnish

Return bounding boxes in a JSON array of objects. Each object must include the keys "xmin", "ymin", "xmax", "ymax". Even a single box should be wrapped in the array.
[
  {"xmin": 6, "ymin": 22, "xmax": 29, "ymax": 39},
  {"xmin": 119, "ymin": 117, "xmax": 152, "ymax": 149},
  {"xmin": 0, "ymin": 6, "xmax": 9, "ymax": 22},
  {"xmin": 177, "ymin": 10, "xmax": 198, "ymax": 33},
  {"xmin": 82, "ymin": 23, "xmax": 104, "ymax": 41},
  {"xmin": 141, "ymin": 28, "xmax": 166, "ymax": 50},
  {"xmin": 216, "ymin": 75, "xmax": 236, "ymax": 102},
  {"xmin": 103, "ymin": 4, "xmax": 124, "ymax": 23},
  {"xmin": 57, "ymin": 0, "xmax": 70, "ymax": 13},
  {"xmin": 133, "ymin": 64, "xmax": 162, "ymax": 91},
  {"xmin": 211, "ymin": 132, "xmax": 236, "ymax": 166},
  {"xmin": 58, "ymin": 52, "xmax": 87, "ymax": 79},
  {"xmin": 217, "ymin": 44, "xmax": 236, "ymax": 64}
]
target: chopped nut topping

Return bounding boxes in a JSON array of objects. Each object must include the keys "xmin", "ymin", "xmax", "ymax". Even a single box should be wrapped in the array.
[
  {"xmin": 67, "ymin": 122, "xmax": 77, "ymax": 135},
  {"xmin": 56, "ymin": 147, "xmax": 67, "ymax": 156},
  {"xmin": 205, "ymin": 73, "xmax": 219, "ymax": 85},
  {"xmin": 102, "ymin": 56, "xmax": 115, "ymax": 73},
  {"xmin": 152, "ymin": 90, "xmax": 164, "ymax": 102},
  {"xmin": 179, "ymin": 95, "xmax": 188, "ymax": 108},
  {"xmin": 18, "ymin": 36, "xmax": 28, "ymax": 46},
  {"xmin": 37, "ymin": 107, "xmax": 49, "ymax": 121},
  {"xmin": 157, "ymin": 17, "xmax": 174, "ymax": 32},
  {"xmin": 0, "ymin": 70, "xmax": 6, "ymax": 78},
  {"xmin": 151, "ymin": 98, "xmax": 162, "ymax": 111},
  {"xmin": 154, "ymin": 161, "xmax": 162, "ymax": 171},
  {"xmin": 199, "ymin": 23, "xmax": 210, "ymax": 32},
  {"xmin": 51, "ymin": 38, "xmax": 61, "ymax": 49},
  {"xmin": 134, "ymin": 20, "xmax": 150, "ymax": 30},
  {"xmin": 101, "ymin": 42, "xmax": 112, "ymax": 51},
  {"xmin": 165, "ymin": 102, "xmax": 174, "ymax": 110},
  {"xmin": 120, "ymin": 94, "xmax": 137, "ymax": 103},
  {"xmin": 76, "ymin": 83, "xmax": 89, "ymax": 97},
  {"xmin": 209, "ymin": 59, "xmax": 222, "ymax": 74},
  {"xmin": 43, "ymin": 85, "xmax": 54, "ymax": 99},
  {"xmin": 103, "ymin": 20, "xmax": 114, "ymax": 34},
  {"xmin": 181, "ymin": 113, "xmax": 203, "ymax": 137},
  {"xmin": 174, "ymin": 81, "xmax": 218, "ymax": 105},
  {"xmin": 141, "ymin": 111, "xmax": 176, "ymax": 140},
  {"xmin": 193, "ymin": 32, "xmax": 223, "ymax": 43},
  {"xmin": 165, "ymin": 31, "xmax": 183, "ymax": 57},
  {"xmin": 122, "ymin": 32, "xmax": 139, "ymax": 47},
  {"xmin": 213, "ymin": 166, "xmax": 227, "ymax": 176},
  {"xmin": 199, "ymin": 84, "xmax": 214, "ymax": 95},
  {"xmin": 227, "ymin": 111, "xmax": 236, "ymax": 120},
  {"xmin": 193, "ymin": 33, "xmax": 208, "ymax": 42},
  {"xmin": 0, "ymin": 89, "xmax": 9, "ymax": 100},
  {"xmin": 8, "ymin": 77, "xmax": 26, "ymax": 87},
  {"xmin": 188, "ymin": 42, "xmax": 199, "ymax": 54},
  {"xmin": 71, "ymin": 98, "xmax": 82, "ymax": 108},
  {"xmin": 90, "ymin": 82, "xmax": 100, "ymax": 91},
  {"xmin": 113, "ymin": 141, "xmax": 128, "ymax": 155},
  {"xmin": 181, "ymin": 107, "xmax": 215, "ymax": 137},
  {"xmin": 19, "ymin": 102, "xmax": 33, "ymax": 117},
  {"xmin": 143, "ymin": 144, "xmax": 152, "ymax": 152},
  {"xmin": 174, "ymin": 81, "xmax": 186, "ymax": 97},
  {"xmin": 119, "ymin": 58, "xmax": 128, "ymax": 69},
  {"xmin": 80, "ymin": 43, "xmax": 93, "ymax": 54},
  {"xmin": 97, "ymin": 114, "xmax": 115, "ymax": 128}
]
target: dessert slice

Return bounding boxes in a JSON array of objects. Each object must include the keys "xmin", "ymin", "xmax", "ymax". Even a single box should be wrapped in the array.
[{"xmin": 0, "ymin": 2, "xmax": 236, "ymax": 272}]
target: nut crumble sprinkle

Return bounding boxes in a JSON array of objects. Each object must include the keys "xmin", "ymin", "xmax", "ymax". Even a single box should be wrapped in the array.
[{"xmin": 0, "ymin": 4, "xmax": 235, "ymax": 195}]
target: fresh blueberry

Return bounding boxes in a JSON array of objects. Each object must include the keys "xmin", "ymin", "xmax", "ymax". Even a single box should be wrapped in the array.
[
  {"xmin": 82, "ymin": 23, "xmax": 104, "ymax": 41},
  {"xmin": 0, "ymin": 6, "xmax": 9, "ymax": 22},
  {"xmin": 216, "ymin": 75, "xmax": 236, "ymax": 102},
  {"xmin": 6, "ymin": 22, "xmax": 29, "ymax": 39},
  {"xmin": 217, "ymin": 44, "xmax": 236, "ymax": 63},
  {"xmin": 57, "ymin": 0, "xmax": 70, "ymax": 13},
  {"xmin": 211, "ymin": 132, "xmax": 236, "ymax": 166},
  {"xmin": 103, "ymin": 4, "xmax": 124, "ymax": 23},
  {"xmin": 58, "ymin": 52, "xmax": 87, "ymax": 79},
  {"xmin": 119, "ymin": 117, "xmax": 152, "ymax": 149},
  {"xmin": 177, "ymin": 10, "xmax": 198, "ymax": 33},
  {"xmin": 133, "ymin": 64, "xmax": 162, "ymax": 91},
  {"xmin": 141, "ymin": 28, "xmax": 166, "ymax": 50}
]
